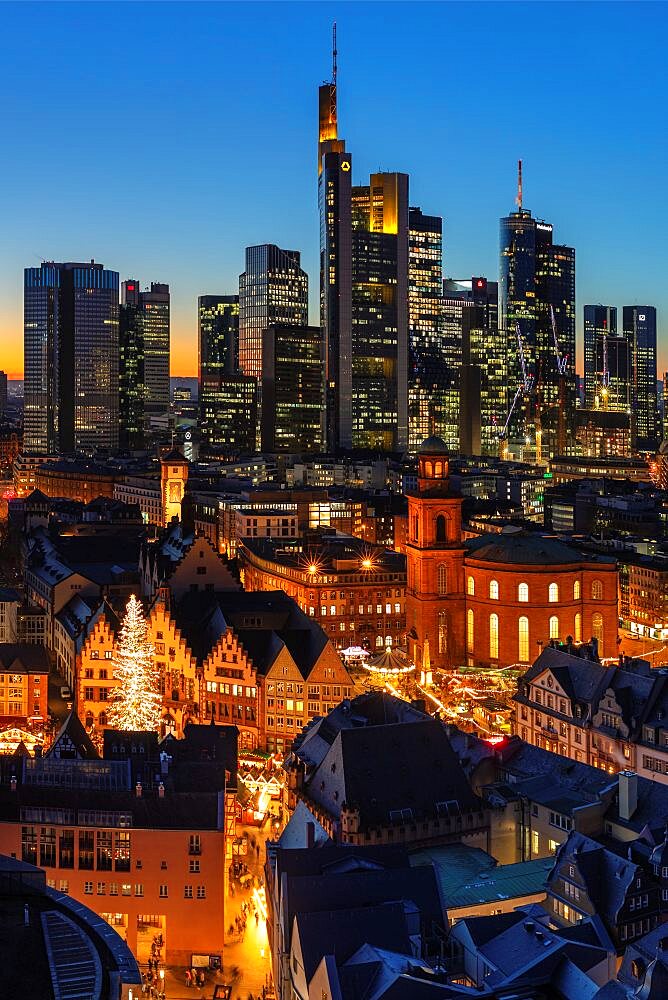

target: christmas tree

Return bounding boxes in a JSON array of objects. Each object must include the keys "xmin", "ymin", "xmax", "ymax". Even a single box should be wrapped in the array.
[{"xmin": 107, "ymin": 595, "xmax": 161, "ymax": 732}]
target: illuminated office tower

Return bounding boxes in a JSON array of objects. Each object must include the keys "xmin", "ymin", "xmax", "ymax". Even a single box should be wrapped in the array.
[
  {"xmin": 198, "ymin": 295, "xmax": 257, "ymax": 452},
  {"xmin": 624, "ymin": 305, "xmax": 659, "ymax": 451},
  {"xmin": 444, "ymin": 278, "xmax": 504, "ymax": 456},
  {"xmin": 261, "ymin": 324, "xmax": 324, "ymax": 453},
  {"xmin": 349, "ymin": 173, "xmax": 409, "ymax": 452},
  {"xmin": 584, "ymin": 305, "xmax": 617, "ymax": 408},
  {"xmin": 408, "ymin": 208, "xmax": 447, "ymax": 452},
  {"xmin": 318, "ymin": 40, "xmax": 408, "ymax": 453},
  {"xmin": 119, "ymin": 280, "xmax": 145, "ymax": 449},
  {"xmin": 0, "ymin": 371, "xmax": 7, "ymax": 419},
  {"xmin": 238, "ymin": 245, "xmax": 308, "ymax": 381},
  {"xmin": 499, "ymin": 187, "xmax": 575, "ymax": 461},
  {"xmin": 140, "ymin": 282, "xmax": 170, "ymax": 433},
  {"xmin": 583, "ymin": 305, "xmax": 630, "ymax": 413},
  {"xmin": 24, "ymin": 261, "xmax": 119, "ymax": 455}
]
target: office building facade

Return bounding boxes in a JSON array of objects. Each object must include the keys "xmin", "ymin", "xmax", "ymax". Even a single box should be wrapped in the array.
[
  {"xmin": 624, "ymin": 305, "xmax": 659, "ymax": 451},
  {"xmin": 24, "ymin": 261, "xmax": 119, "ymax": 455},
  {"xmin": 318, "ymin": 62, "xmax": 408, "ymax": 453},
  {"xmin": 584, "ymin": 305, "xmax": 618, "ymax": 409},
  {"xmin": 261, "ymin": 324, "xmax": 324, "ymax": 453},
  {"xmin": 119, "ymin": 280, "xmax": 145, "ymax": 449},
  {"xmin": 198, "ymin": 295, "xmax": 244, "ymax": 450},
  {"xmin": 140, "ymin": 282, "xmax": 170, "ymax": 431},
  {"xmin": 499, "ymin": 210, "xmax": 575, "ymax": 461},
  {"xmin": 118, "ymin": 280, "xmax": 170, "ymax": 448},
  {"xmin": 408, "ymin": 208, "xmax": 449, "ymax": 452}
]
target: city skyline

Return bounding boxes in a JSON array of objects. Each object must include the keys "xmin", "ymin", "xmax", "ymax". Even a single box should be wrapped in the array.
[{"xmin": 0, "ymin": 1, "xmax": 666, "ymax": 378}]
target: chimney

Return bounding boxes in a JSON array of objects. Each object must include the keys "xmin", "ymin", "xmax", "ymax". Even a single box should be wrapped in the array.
[
  {"xmin": 10, "ymin": 776, "xmax": 16, "ymax": 792},
  {"xmin": 158, "ymin": 782, "xmax": 165, "ymax": 798},
  {"xmin": 306, "ymin": 822, "xmax": 315, "ymax": 849},
  {"xmin": 619, "ymin": 770, "xmax": 638, "ymax": 821},
  {"xmin": 135, "ymin": 781, "xmax": 142, "ymax": 798}
]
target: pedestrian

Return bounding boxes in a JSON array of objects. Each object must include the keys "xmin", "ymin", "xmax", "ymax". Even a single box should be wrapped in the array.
[
  {"xmin": 185, "ymin": 969, "xmax": 191, "ymax": 987},
  {"xmin": 199, "ymin": 970, "xmax": 205, "ymax": 987}
]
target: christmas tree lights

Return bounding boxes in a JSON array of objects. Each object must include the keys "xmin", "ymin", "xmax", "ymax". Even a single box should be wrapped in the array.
[{"xmin": 108, "ymin": 595, "xmax": 161, "ymax": 732}]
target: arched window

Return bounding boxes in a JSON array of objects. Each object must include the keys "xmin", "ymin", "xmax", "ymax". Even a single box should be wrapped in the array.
[
  {"xmin": 437, "ymin": 564, "xmax": 448, "ymax": 596},
  {"xmin": 467, "ymin": 576, "xmax": 475, "ymax": 597},
  {"xmin": 467, "ymin": 609, "xmax": 474, "ymax": 654},
  {"xmin": 385, "ymin": 635, "xmax": 393, "ymax": 647},
  {"xmin": 375, "ymin": 636, "xmax": 384, "ymax": 648},
  {"xmin": 436, "ymin": 515, "xmax": 447, "ymax": 543},
  {"xmin": 489, "ymin": 579, "xmax": 499, "ymax": 600},
  {"xmin": 549, "ymin": 615, "xmax": 559, "ymax": 639},
  {"xmin": 574, "ymin": 613, "xmax": 582, "ymax": 643},
  {"xmin": 548, "ymin": 583, "xmax": 559, "ymax": 603},
  {"xmin": 438, "ymin": 610, "xmax": 448, "ymax": 655},
  {"xmin": 573, "ymin": 580, "xmax": 581, "ymax": 600},
  {"xmin": 489, "ymin": 614, "xmax": 499, "ymax": 660},
  {"xmin": 518, "ymin": 582, "xmax": 529, "ymax": 603},
  {"xmin": 592, "ymin": 613, "xmax": 604, "ymax": 651},
  {"xmin": 518, "ymin": 616, "xmax": 529, "ymax": 662},
  {"xmin": 591, "ymin": 579, "xmax": 603, "ymax": 600},
  {"xmin": 434, "ymin": 461, "xmax": 443, "ymax": 478}
]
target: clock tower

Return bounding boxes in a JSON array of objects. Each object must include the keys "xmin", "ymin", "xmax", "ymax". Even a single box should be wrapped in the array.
[
  {"xmin": 405, "ymin": 436, "xmax": 466, "ymax": 670},
  {"xmin": 160, "ymin": 447, "xmax": 189, "ymax": 526}
]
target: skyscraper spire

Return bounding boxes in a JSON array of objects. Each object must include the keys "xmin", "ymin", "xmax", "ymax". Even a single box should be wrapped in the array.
[
  {"xmin": 516, "ymin": 158, "xmax": 523, "ymax": 210},
  {"xmin": 333, "ymin": 21, "xmax": 337, "ymax": 87}
]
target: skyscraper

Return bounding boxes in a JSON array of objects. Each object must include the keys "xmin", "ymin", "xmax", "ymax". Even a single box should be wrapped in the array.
[
  {"xmin": 583, "ymin": 305, "xmax": 630, "ymax": 413},
  {"xmin": 408, "ymin": 208, "xmax": 448, "ymax": 452},
  {"xmin": 318, "ymin": 50, "xmax": 408, "ymax": 453},
  {"xmin": 444, "ymin": 278, "xmax": 504, "ymax": 456},
  {"xmin": 624, "ymin": 305, "xmax": 659, "ymax": 450},
  {"xmin": 118, "ymin": 280, "xmax": 170, "ymax": 449},
  {"xmin": 499, "ymin": 183, "xmax": 575, "ymax": 461},
  {"xmin": 0, "ymin": 371, "xmax": 7, "ymax": 420},
  {"xmin": 119, "ymin": 280, "xmax": 145, "ymax": 449},
  {"xmin": 261, "ymin": 324, "xmax": 324, "ymax": 453},
  {"xmin": 198, "ymin": 294, "xmax": 257, "ymax": 453},
  {"xmin": 140, "ymin": 282, "xmax": 170, "ymax": 433},
  {"xmin": 238, "ymin": 245, "xmax": 308, "ymax": 381},
  {"xmin": 24, "ymin": 261, "xmax": 119, "ymax": 455}
]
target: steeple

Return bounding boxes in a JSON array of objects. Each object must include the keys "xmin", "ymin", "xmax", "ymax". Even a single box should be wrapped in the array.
[{"xmin": 318, "ymin": 22, "xmax": 342, "ymax": 173}]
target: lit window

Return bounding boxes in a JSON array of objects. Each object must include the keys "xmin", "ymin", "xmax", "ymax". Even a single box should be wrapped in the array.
[
  {"xmin": 489, "ymin": 580, "xmax": 499, "ymax": 600},
  {"xmin": 518, "ymin": 616, "xmax": 529, "ymax": 662},
  {"xmin": 549, "ymin": 583, "xmax": 559, "ymax": 603},
  {"xmin": 592, "ymin": 580, "xmax": 603, "ymax": 600},
  {"xmin": 574, "ymin": 613, "xmax": 582, "ymax": 643},
  {"xmin": 592, "ymin": 613, "xmax": 604, "ymax": 651},
  {"xmin": 518, "ymin": 583, "xmax": 529, "ymax": 603},
  {"xmin": 437, "ymin": 565, "xmax": 447, "ymax": 596},
  {"xmin": 550, "ymin": 615, "xmax": 559, "ymax": 639},
  {"xmin": 573, "ymin": 580, "xmax": 581, "ymax": 600},
  {"xmin": 489, "ymin": 614, "xmax": 499, "ymax": 660},
  {"xmin": 467, "ymin": 609, "xmax": 474, "ymax": 654},
  {"xmin": 467, "ymin": 576, "xmax": 475, "ymax": 597}
]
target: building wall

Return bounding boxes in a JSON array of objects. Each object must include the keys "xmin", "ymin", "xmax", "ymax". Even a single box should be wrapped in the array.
[
  {"xmin": 77, "ymin": 614, "xmax": 117, "ymax": 735},
  {"xmin": 0, "ymin": 820, "xmax": 226, "ymax": 966}
]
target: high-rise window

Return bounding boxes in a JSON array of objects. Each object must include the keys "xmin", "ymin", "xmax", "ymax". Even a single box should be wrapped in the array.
[
  {"xmin": 518, "ymin": 617, "xmax": 530, "ymax": 662},
  {"xmin": 489, "ymin": 614, "xmax": 499, "ymax": 660}
]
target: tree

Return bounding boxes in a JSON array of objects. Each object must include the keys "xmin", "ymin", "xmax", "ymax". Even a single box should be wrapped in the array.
[{"xmin": 107, "ymin": 595, "xmax": 161, "ymax": 732}]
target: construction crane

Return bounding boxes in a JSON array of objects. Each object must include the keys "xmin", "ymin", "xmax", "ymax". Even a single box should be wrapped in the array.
[
  {"xmin": 498, "ymin": 323, "xmax": 534, "ymax": 460},
  {"xmin": 550, "ymin": 305, "xmax": 568, "ymax": 455}
]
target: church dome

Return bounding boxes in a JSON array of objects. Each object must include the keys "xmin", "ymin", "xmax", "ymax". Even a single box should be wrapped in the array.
[{"xmin": 419, "ymin": 435, "xmax": 448, "ymax": 455}]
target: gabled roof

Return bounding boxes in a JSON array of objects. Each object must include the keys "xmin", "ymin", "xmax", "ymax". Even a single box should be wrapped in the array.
[
  {"xmin": 520, "ymin": 646, "xmax": 608, "ymax": 706},
  {"xmin": 0, "ymin": 644, "xmax": 50, "ymax": 673},
  {"xmin": 48, "ymin": 711, "xmax": 100, "ymax": 760}
]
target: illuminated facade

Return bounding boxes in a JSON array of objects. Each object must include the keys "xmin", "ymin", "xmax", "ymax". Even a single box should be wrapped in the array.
[
  {"xmin": 24, "ymin": 262, "xmax": 119, "ymax": 455},
  {"xmin": 584, "ymin": 305, "xmax": 620, "ymax": 410},
  {"xmin": 140, "ymin": 282, "xmax": 170, "ymax": 433},
  {"xmin": 160, "ymin": 447, "xmax": 188, "ymax": 526},
  {"xmin": 444, "ymin": 277, "xmax": 505, "ymax": 456},
  {"xmin": 318, "ymin": 60, "xmax": 408, "ymax": 452},
  {"xmin": 408, "ymin": 208, "xmax": 449, "ymax": 452},
  {"xmin": 624, "ymin": 305, "xmax": 659, "ymax": 451},
  {"xmin": 119, "ymin": 280, "xmax": 145, "ymax": 449},
  {"xmin": 197, "ymin": 294, "xmax": 258, "ymax": 453},
  {"xmin": 499, "ymin": 211, "xmax": 575, "ymax": 460},
  {"xmin": 261, "ymin": 324, "xmax": 324, "ymax": 453}
]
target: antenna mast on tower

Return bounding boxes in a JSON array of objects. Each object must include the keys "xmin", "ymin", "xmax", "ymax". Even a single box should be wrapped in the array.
[
  {"xmin": 333, "ymin": 21, "xmax": 337, "ymax": 86},
  {"xmin": 516, "ymin": 159, "xmax": 523, "ymax": 210}
]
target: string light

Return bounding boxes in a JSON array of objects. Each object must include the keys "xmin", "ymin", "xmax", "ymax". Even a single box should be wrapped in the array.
[{"xmin": 107, "ymin": 595, "xmax": 161, "ymax": 732}]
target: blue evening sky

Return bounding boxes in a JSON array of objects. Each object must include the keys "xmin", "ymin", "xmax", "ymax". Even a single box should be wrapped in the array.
[{"xmin": 0, "ymin": 0, "xmax": 665, "ymax": 375}]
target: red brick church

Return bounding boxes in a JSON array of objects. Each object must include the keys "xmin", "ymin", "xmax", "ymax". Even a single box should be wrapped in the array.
[{"xmin": 406, "ymin": 437, "xmax": 619, "ymax": 670}]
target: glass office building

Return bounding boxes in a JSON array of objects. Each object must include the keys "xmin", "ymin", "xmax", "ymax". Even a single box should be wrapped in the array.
[
  {"xmin": 499, "ymin": 210, "xmax": 575, "ymax": 460},
  {"xmin": 24, "ymin": 261, "xmax": 119, "ymax": 455},
  {"xmin": 584, "ymin": 305, "xmax": 617, "ymax": 409},
  {"xmin": 119, "ymin": 280, "xmax": 145, "ymax": 449},
  {"xmin": 624, "ymin": 305, "xmax": 659, "ymax": 451},
  {"xmin": 261, "ymin": 324, "xmax": 324, "ymax": 453},
  {"xmin": 141, "ymin": 282, "xmax": 170, "ymax": 428},
  {"xmin": 198, "ymin": 295, "xmax": 244, "ymax": 450}
]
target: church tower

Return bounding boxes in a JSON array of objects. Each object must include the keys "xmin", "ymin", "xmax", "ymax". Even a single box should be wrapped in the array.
[
  {"xmin": 160, "ymin": 447, "xmax": 189, "ymax": 526},
  {"xmin": 405, "ymin": 436, "xmax": 466, "ymax": 670}
]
